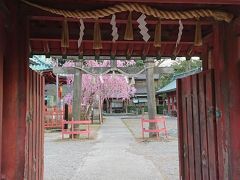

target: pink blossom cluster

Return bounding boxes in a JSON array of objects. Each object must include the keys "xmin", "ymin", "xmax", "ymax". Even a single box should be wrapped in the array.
[{"xmin": 63, "ymin": 60, "xmax": 136, "ymax": 105}]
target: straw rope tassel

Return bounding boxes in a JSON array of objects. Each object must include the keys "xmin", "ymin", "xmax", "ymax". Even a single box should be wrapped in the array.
[
  {"xmin": 154, "ymin": 19, "xmax": 161, "ymax": 47},
  {"xmin": 61, "ymin": 18, "xmax": 69, "ymax": 48},
  {"xmin": 124, "ymin": 11, "xmax": 134, "ymax": 40},
  {"xmin": 194, "ymin": 20, "xmax": 203, "ymax": 46},
  {"xmin": 93, "ymin": 20, "xmax": 103, "ymax": 49}
]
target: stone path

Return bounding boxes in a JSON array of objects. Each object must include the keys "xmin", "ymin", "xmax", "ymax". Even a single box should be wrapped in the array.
[
  {"xmin": 44, "ymin": 116, "xmax": 177, "ymax": 180},
  {"xmin": 71, "ymin": 116, "xmax": 164, "ymax": 180}
]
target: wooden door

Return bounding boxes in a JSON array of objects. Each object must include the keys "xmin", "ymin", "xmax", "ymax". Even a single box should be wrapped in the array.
[
  {"xmin": 177, "ymin": 70, "xmax": 218, "ymax": 180},
  {"xmin": 0, "ymin": 13, "xmax": 4, "ymax": 179},
  {"xmin": 24, "ymin": 69, "xmax": 45, "ymax": 180}
]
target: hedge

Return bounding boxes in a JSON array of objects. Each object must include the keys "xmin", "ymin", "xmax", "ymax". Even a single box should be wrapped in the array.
[{"xmin": 127, "ymin": 105, "xmax": 167, "ymax": 115}]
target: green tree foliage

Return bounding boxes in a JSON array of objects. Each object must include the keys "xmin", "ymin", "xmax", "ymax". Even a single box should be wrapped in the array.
[
  {"xmin": 135, "ymin": 59, "xmax": 144, "ymax": 67},
  {"xmin": 159, "ymin": 74, "xmax": 173, "ymax": 88},
  {"xmin": 159, "ymin": 59, "xmax": 202, "ymax": 88},
  {"xmin": 172, "ymin": 59, "xmax": 202, "ymax": 74}
]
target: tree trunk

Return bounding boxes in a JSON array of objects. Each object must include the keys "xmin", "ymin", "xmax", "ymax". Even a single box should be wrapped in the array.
[
  {"xmin": 72, "ymin": 62, "xmax": 82, "ymax": 137},
  {"xmin": 146, "ymin": 58, "xmax": 157, "ymax": 137}
]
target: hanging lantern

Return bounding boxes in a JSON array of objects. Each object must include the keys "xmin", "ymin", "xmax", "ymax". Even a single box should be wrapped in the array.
[
  {"xmin": 154, "ymin": 19, "xmax": 161, "ymax": 48},
  {"xmin": 61, "ymin": 17, "xmax": 69, "ymax": 48},
  {"xmin": 124, "ymin": 11, "xmax": 134, "ymax": 40},
  {"xmin": 93, "ymin": 20, "xmax": 103, "ymax": 49},
  {"xmin": 194, "ymin": 19, "xmax": 203, "ymax": 46}
]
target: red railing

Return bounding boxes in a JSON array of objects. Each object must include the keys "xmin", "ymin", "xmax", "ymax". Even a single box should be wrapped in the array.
[
  {"xmin": 61, "ymin": 119, "xmax": 91, "ymax": 139},
  {"xmin": 141, "ymin": 116, "xmax": 168, "ymax": 139},
  {"xmin": 44, "ymin": 107, "xmax": 64, "ymax": 129}
]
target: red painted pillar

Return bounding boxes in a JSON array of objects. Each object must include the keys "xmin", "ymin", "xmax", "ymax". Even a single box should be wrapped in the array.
[
  {"xmin": 202, "ymin": 43, "xmax": 209, "ymax": 71},
  {"xmin": 167, "ymin": 95, "xmax": 170, "ymax": 113},
  {"xmin": 224, "ymin": 22, "xmax": 240, "ymax": 179},
  {"xmin": 0, "ymin": 11, "xmax": 6, "ymax": 178},
  {"xmin": 173, "ymin": 95, "xmax": 176, "ymax": 111},
  {"xmin": 1, "ymin": 1, "xmax": 28, "ymax": 179},
  {"xmin": 213, "ymin": 22, "xmax": 240, "ymax": 179}
]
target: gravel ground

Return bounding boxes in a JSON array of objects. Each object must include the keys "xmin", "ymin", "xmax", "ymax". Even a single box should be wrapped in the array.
[
  {"xmin": 44, "ymin": 116, "xmax": 179, "ymax": 180},
  {"xmin": 122, "ymin": 116, "xmax": 179, "ymax": 180}
]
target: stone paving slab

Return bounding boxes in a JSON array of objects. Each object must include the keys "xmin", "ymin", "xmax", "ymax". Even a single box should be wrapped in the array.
[
  {"xmin": 71, "ymin": 117, "xmax": 164, "ymax": 180},
  {"xmin": 44, "ymin": 116, "xmax": 178, "ymax": 180}
]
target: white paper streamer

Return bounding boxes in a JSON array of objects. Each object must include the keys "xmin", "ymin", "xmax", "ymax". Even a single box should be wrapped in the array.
[
  {"xmin": 110, "ymin": 14, "xmax": 119, "ymax": 42},
  {"xmin": 176, "ymin": 20, "xmax": 183, "ymax": 47},
  {"xmin": 137, "ymin": 14, "xmax": 150, "ymax": 42},
  {"xmin": 78, "ymin": 19, "xmax": 85, "ymax": 48}
]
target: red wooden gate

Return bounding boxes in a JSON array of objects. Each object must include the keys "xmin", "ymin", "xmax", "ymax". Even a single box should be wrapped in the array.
[
  {"xmin": 24, "ymin": 69, "xmax": 45, "ymax": 180},
  {"xmin": 177, "ymin": 70, "xmax": 218, "ymax": 180}
]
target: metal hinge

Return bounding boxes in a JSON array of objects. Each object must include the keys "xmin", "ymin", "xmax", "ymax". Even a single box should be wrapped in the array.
[
  {"xmin": 26, "ymin": 110, "xmax": 33, "ymax": 123},
  {"xmin": 207, "ymin": 106, "xmax": 222, "ymax": 119}
]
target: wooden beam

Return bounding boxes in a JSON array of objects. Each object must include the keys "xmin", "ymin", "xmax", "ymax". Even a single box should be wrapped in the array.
[
  {"xmin": 91, "ymin": 0, "xmax": 240, "ymax": 4},
  {"xmin": 30, "ymin": 15, "xmax": 214, "ymax": 25},
  {"xmin": 126, "ymin": 43, "xmax": 133, "ymax": 59},
  {"xmin": 53, "ymin": 66, "xmax": 174, "ymax": 75},
  {"xmin": 142, "ymin": 43, "xmax": 150, "ymax": 58},
  {"xmin": 187, "ymin": 45, "xmax": 194, "ymax": 56},
  {"xmin": 31, "ymin": 38, "xmax": 195, "ymax": 45},
  {"xmin": 111, "ymin": 42, "xmax": 117, "ymax": 58},
  {"xmin": 43, "ymin": 41, "xmax": 50, "ymax": 54},
  {"xmin": 78, "ymin": 44, "xmax": 84, "ymax": 58},
  {"xmin": 173, "ymin": 45, "xmax": 182, "ymax": 57},
  {"xmin": 61, "ymin": 47, "xmax": 67, "ymax": 55},
  {"xmin": 29, "ymin": 43, "xmax": 32, "ymax": 54}
]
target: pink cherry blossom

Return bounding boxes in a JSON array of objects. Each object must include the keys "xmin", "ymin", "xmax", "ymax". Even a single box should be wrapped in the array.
[{"xmin": 63, "ymin": 60, "xmax": 136, "ymax": 107}]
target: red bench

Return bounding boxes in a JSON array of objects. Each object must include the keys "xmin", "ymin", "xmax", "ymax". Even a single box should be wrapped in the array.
[
  {"xmin": 141, "ymin": 116, "xmax": 168, "ymax": 139},
  {"xmin": 61, "ymin": 119, "xmax": 91, "ymax": 139},
  {"xmin": 44, "ymin": 107, "xmax": 64, "ymax": 129}
]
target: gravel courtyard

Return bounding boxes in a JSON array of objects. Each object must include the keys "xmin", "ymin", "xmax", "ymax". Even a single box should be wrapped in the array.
[{"xmin": 44, "ymin": 116, "xmax": 179, "ymax": 180}]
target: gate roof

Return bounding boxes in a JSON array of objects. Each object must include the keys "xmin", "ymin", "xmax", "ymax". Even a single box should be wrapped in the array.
[{"xmin": 22, "ymin": 0, "xmax": 240, "ymax": 58}]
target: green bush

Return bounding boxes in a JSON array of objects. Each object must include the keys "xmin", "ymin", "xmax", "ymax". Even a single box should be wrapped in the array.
[
  {"xmin": 127, "ymin": 105, "xmax": 137, "ymax": 113},
  {"xmin": 127, "ymin": 105, "xmax": 166, "ymax": 115},
  {"xmin": 156, "ymin": 105, "xmax": 167, "ymax": 114}
]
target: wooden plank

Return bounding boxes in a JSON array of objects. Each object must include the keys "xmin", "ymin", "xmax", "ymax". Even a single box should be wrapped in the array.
[
  {"xmin": 24, "ymin": 68, "xmax": 29, "ymax": 179},
  {"xmin": 181, "ymin": 77, "xmax": 190, "ymax": 180},
  {"xmin": 1, "ymin": 10, "xmax": 28, "ymax": 179},
  {"xmin": 0, "ymin": 14, "xmax": 3, "ymax": 178},
  {"xmin": 28, "ymin": 70, "xmax": 33, "ymax": 180},
  {"xmin": 198, "ymin": 72, "xmax": 209, "ymax": 179},
  {"xmin": 32, "ymin": 71, "xmax": 36, "ymax": 180},
  {"xmin": 186, "ymin": 76, "xmax": 195, "ymax": 180},
  {"xmin": 176, "ymin": 79, "xmax": 184, "ymax": 180},
  {"xmin": 36, "ymin": 74, "xmax": 40, "ymax": 180},
  {"xmin": 205, "ymin": 70, "xmax": 218, "ymax": 180},
  {"xmin": 40, "ymin": 76, "xmax": 45, "ymax": 180},
  {"xmin": 192, "ymin": 74, "xmax": 202, "ymax": 180},
  {"xmin": 223, "ymin": 23, "xmax": 240, "ymax": 179},
  {"xmin": 212, "ymin": 23, "xmax": 227, "ymax": 180},
  {"xmin": 38, "ymin": 75, "xmax": 42, "ymax": 180}
]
